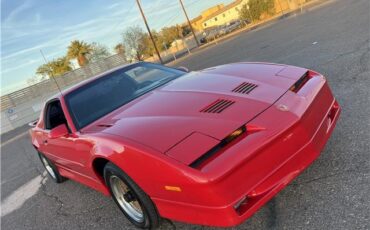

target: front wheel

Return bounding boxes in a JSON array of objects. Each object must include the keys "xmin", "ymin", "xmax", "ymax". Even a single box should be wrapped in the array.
[
  {"xmin": 104, "ymin": 163, "xmax": 160, "ymax": 229},
  {"xmin": 38, "ymin": 152, "xmax": 66, "ymax": 183}
]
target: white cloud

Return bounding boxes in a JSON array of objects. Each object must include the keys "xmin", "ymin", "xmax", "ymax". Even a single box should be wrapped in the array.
[
  {"xmin": 106, "ymin": 2, "xmax": 122, "ymax": 10},
  {"xmin": 2, "ymin": 0, "xmax": 33, "ymax": 26},
  {"xmin": 1, "ymin": 43, "xmax": 49, "ymax": 61},
  {"xmin": 1, "ymin": 59, "xmax": 40, "ymax": 74}
]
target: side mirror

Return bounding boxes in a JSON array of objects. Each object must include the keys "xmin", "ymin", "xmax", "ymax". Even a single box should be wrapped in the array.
[
  {"xmin": 49, "ymin": 124, "xmax": 69, "ymax": 139},
  {"xmin": 176, "ymin": 66, "xmax": 189, "ymax": 73},
  {"xmin": 28, "ymin": 119, "xmax": 38, "ymax": 127}
]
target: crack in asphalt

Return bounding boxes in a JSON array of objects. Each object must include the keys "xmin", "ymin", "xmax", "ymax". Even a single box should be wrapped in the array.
[
  {"xmin": 290, "ymin": 168, "xmax": 370, "ymax": 186},
  {"xmin": 67, "ymin": 204, "xmax": 109, "ymax": 216},
  {"xmin": 40, "ymin": 175, "xmax": 67, "ymax": 216},
  {"xmin": 18, "ymin": 143, "xmax": 110, "ymax": 219},
  {"xmin": 17, "ymin": 143, "xmax": 67, "ymax": 217},
  {"xmin": 320, "ymin": 39, "xmax": 370, "ymax": 68}
]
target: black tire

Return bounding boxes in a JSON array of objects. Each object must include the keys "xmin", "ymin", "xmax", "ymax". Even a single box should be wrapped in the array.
[
  {"xmin": 38, "ymin": 152, "xmax": 66, "ymax": 183},
  {"xmin": 104, "ymin": 162, "xmax": 160, "ymax": 229}
]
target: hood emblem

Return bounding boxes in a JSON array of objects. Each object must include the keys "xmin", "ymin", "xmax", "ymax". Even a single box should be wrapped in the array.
[{"xmin": 277, "ymin": 104, "xmax": 289, "ymax": 112}]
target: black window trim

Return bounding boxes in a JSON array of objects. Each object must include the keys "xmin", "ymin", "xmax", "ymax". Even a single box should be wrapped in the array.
[{"xmin": 43, "ymin": 98, "xmax": 71, "ymax": 132}]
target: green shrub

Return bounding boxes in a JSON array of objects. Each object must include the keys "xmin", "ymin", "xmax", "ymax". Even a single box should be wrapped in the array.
[{"xmin": 239, "ymin": 0, "xmax": 275, "ymax": 21}]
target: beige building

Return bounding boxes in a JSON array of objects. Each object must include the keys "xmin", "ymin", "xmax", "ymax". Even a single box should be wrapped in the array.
[
  {"xmin": 202, "ymin": 0, "xmax": 249, "ymax": 29},
  {"xmin": 189, "ymin": 0, "xmax": 249, "ymax": 31},
  {"xmin": 190, "ymin": 4, "xmax": 224, "ymax": 31},
  {"xmin": 188, "ymin": 0, "xmax": 308, "ymax": 31}
]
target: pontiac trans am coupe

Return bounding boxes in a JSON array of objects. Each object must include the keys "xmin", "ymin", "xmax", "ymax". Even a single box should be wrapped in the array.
[{"xmin": 29, "ymin": 61, "xmax": 340, "ymax": 228}]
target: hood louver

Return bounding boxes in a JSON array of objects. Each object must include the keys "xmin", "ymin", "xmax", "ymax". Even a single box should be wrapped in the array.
[
  {"xmin": 200, "ymin": 99, "xmax": 235, "ymax": 113},
  {"xmin": 232, "ymin": 82, "xmax": 258, "ymax": 94}
]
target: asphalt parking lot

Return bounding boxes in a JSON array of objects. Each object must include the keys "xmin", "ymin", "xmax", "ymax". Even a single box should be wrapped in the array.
[{"xmin": 1, "ymin": 0, "xmax": 369, "ymax": 229}]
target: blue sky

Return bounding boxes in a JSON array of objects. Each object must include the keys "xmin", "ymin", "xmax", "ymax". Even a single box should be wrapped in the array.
[{"xmin": 1, "ymin": 0, "xmax": 233, "ymax": 95}]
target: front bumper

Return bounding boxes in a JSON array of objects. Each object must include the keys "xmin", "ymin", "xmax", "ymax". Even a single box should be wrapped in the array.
[{"xmin": 153, "ymin": 77, "xmax": 341, "ymax": 227}]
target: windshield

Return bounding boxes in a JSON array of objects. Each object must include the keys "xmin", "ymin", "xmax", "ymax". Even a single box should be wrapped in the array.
[{"xmin": 65, "ymin": 62, "xmax": 185, "ymax": 130}]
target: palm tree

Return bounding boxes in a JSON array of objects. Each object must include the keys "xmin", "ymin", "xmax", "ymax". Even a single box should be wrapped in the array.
[
  {"xmin": 67, "ymin": 40, "xmax": 93, "ymax": 67},
  {"xmin": 114, "ymin": 43, "xmax": 125, "ymax": 56},
  {"xmin": 51, "ymin": 57, "xmax": 72, "ymax": 75},
  {"xmin": 36, "ymin": 56, "xmax": 72, "ymax": 78},
  {"xmin": 36, "ymin": 63, "xmax": 53, "ymax": 78}
]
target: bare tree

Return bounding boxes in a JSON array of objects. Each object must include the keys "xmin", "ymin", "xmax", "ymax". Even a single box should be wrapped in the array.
[
  {"xmin": 122, "ymin": 26, "xmax": 146, "ymax": 61},
  {"xmin": 114, "ymin": 43, "xmax": 126, "ymax": 56},
  {"xmin": 87, "ymin": 42, "xmax": 111, "ymax": 62}
]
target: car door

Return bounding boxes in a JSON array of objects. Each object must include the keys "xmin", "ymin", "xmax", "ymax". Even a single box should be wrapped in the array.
[{"xmin": 40, "ymin": 99, "xmax": 94, "ymax": 178}]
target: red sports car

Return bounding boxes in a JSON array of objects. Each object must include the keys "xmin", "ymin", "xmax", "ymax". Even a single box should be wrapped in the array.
[{"xmin": 29, "ymin": 62, "xmax": 340, "ymax": 229}]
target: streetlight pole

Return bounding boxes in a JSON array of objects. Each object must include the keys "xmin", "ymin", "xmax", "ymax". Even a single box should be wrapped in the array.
[
  {"xmin": 135, "ymin": 0, "xmax": 163, "ymax": 64},
  {"xmin": 178, "ymin": 0, "xmax": 200, "ymax": 47}
]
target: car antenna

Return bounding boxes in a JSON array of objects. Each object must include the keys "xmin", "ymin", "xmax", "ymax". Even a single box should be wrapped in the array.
[{"xmin": 39, "ymin": 49, "xmax": 64, "ymax": 96}]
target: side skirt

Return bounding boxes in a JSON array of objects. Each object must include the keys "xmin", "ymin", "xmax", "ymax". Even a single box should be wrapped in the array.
[{"xmin": 57, "ymin": 165, "xmax": 110, "ymax": 196}]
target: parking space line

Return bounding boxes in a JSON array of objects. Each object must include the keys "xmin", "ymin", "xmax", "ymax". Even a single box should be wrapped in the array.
[{"xmin": 1, "ymin": 132, "xmax": 29, "ymax": 148}]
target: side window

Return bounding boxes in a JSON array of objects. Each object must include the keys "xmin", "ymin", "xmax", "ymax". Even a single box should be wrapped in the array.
[{"xmin": 45, "ymin": 100, "xmax": 67, "ymax": 130}]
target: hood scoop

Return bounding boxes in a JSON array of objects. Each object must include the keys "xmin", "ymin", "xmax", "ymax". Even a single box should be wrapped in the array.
[
  {"xmin": 232, "ymin": 82, "xmax": 258, "ymax": 94},
  {"xmin": 200, "ymin": 99, "xmax": 235, "ymax": 114}
]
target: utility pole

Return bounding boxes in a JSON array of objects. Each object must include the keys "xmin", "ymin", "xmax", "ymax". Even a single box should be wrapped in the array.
[
  {"xmin": 135, "ymin": 0, "xmax": 163, "ymax": 64},
  {"xmin": 178, "ymin": 0, "xmax": 200, "ymax": 47}
]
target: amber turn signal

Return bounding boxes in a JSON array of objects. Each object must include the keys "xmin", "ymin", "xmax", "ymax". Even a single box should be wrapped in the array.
[{"xmin": 164, "ymin": 186, "xmax": 182, "ymax": 192}]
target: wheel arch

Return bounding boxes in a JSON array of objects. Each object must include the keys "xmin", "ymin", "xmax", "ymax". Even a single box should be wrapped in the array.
[
  {"xmin": 92, "ymin": 156, "xmax": 110, "ymax": 182},
  {"xmin": 91, "ymin": 155, "xmax": 136, "ymax": 187},
  {"xmin": 89, "ymin": 134, "xmax": 197, "ymax": 201}
]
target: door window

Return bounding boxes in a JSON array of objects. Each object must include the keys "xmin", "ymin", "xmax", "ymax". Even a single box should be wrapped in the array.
[{"xmin": 44, "ymin": 100, "xmax": 67, "ymax": 130}]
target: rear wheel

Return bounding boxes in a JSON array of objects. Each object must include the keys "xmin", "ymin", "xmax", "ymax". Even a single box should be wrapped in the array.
[
  {"xmin": 38, "ymin": 152, "xmax": 65, "ymax": 183},
  {"xmin": 104, "ymin": 163, "xmax": 160, "ymax": 229}
]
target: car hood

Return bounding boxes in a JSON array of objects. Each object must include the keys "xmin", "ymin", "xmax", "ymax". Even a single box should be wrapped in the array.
[{"xmin": 82, "ymin": 63, "xmax": 306, "ymax": 158}]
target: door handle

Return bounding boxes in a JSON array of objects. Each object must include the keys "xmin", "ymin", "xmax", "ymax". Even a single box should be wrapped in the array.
[{"xmin": 43, "ymin": 139, "xmax": 48, "ymax": 144}]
